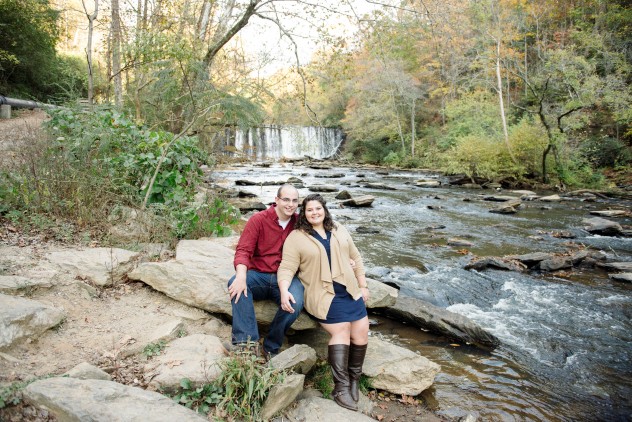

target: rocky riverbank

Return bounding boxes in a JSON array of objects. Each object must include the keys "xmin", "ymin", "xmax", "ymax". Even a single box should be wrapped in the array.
[{"xmin": 0, "ymin": 222, "xmax": 492, "ymax": 421}]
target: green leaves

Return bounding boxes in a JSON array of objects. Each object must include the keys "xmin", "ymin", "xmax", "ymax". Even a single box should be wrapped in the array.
[{"xmin": 172, "ymin": 353, "xmax": 284, "ymax": 419}]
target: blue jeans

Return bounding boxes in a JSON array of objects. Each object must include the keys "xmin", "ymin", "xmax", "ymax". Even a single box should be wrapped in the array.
[{"xmin": 228, "ymin": 270, "xmax": 304, "ymax": 354}]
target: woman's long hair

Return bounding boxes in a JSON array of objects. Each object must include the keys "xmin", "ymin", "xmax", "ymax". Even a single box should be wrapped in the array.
[{"xmin": 296, "ymin": 194, "xmax": 336, "ymax": 233}]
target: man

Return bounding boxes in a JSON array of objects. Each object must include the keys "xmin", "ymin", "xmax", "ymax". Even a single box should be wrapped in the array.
[{"xmin": 227, "ymin": 184, "xmax": 304, "ymax": 358}]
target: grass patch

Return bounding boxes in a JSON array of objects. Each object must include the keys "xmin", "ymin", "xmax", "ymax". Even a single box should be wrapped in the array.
[{"xmin": 172, "ymin": 352, "xmax": 285, "ymax": 420}]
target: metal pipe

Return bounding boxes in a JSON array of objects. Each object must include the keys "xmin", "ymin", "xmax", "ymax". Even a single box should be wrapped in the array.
[{"xmin": 0, "ymin": 95, "xmax": 58, "ymax": 109}]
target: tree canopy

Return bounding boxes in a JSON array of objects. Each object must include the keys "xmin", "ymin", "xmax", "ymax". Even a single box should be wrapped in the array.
[{"xmin": 2, "ymin": 0, "xmax": 630, "ymax": 187}]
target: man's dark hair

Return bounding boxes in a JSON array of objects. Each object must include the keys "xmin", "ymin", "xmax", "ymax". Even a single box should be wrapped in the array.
[{"xmin": 296, "ymin": 194, "xmax": 336, "ymax": 232}]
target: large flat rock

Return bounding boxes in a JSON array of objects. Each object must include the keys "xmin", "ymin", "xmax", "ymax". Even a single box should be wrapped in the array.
[
  {"xmin": 0, "ymin": 275, "xmax": 53, "ymax": 294},
  {"xmin": 23, "ymin": 377, "xmax": 205, "ymax": 421},
  {"xmin": 144, "ymin": 334, "xmax": 226, "ymax": 390},
  {"xmin": 46, "ymin": 248, "xmax": 139, "ymax": 286},
  {"xmin": 284, "ymin": 396, "xmax": 375, "ymax": 421},
  {"xmin": 0, "ymin": 294, "xmax": 65, "ymax": 350},
  {"xmin": 128, "ymin": 240, "xmax": 317, "ymax": 330}
]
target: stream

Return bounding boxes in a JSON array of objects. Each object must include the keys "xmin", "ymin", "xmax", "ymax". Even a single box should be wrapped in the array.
[{"xmin": 214, "ymin": 163, "xmax": 632, "ymax": 421}]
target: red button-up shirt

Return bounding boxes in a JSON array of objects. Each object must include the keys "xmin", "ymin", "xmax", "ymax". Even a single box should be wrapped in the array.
[{"xmin": 233, "ymin": 204, "xmax": 297, "ymax": 273}]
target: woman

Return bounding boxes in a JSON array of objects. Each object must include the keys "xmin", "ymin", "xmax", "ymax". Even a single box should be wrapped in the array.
[{"xmin": 278, "ymin": 194, "xmax": 370, "ymax": 411}]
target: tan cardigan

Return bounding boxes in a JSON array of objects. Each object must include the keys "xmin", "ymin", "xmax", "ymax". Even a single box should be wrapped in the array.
[{"xmin": 277, "ymin": 223, "xmax": 365, "ymax": 320}]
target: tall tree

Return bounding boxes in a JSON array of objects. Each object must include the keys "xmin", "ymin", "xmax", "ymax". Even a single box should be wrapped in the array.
[
  {"xmin": 81, "ymin": 0, "xmax": 98, "ymax": 106},
  {"xmin": 110, "ymin": 0, "xmax": 122, "ymax": 106}
]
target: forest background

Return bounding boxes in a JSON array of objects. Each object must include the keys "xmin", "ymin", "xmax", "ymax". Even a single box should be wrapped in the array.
[{"xmin": 0, "ymin": 0, "xmax": 630, "ymax": 243}]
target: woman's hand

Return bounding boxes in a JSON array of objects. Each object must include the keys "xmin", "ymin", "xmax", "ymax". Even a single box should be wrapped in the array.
[
  {"xmin": 361, "ymin": 287, "xmax": 370, "ymax": 303},
  {"xmin": 280, "ymin": 289, "xmax": 296, "ymax": 313}
]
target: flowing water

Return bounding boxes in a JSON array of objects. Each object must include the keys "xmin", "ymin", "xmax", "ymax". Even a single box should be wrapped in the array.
[
  {"xmin": 214, "ymin": 163, "xmax": 632, "ymax": 421},
  {"xmin": 227, "ymin": 126, "xmax": 344, "ymax": 160}
]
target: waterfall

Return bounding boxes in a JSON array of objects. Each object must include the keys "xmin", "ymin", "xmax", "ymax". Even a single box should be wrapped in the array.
[{"xmin": 228, "ymin": 126, "xmax": 344, "ymax": 160}]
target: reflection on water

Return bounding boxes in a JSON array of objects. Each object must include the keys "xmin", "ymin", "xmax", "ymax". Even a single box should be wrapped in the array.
[{"xmin": 215, "ymin": 164, "xmax": 632, "ymax": 421}]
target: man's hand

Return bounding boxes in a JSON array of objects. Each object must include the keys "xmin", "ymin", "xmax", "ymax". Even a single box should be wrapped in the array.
[
  {"xmin": 280, "ymin": 289, "xmax": 296, "ymax": 313},
  {"xmin": 229, "ymin": 274, "xmax": 248, "ymax": 303}
]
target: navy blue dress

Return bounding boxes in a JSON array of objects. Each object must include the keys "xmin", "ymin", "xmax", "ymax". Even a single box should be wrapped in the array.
[{"xmin": 311, "ymin": 230, "xmax": 367, "ymax": 324}]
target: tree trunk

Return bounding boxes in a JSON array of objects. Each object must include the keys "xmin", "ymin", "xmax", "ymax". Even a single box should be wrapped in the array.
[
  {"xmin": 202, "ymin": 0, "xmax": 259, "ymax": 70},
  {"xmin": 537, "ymin": 106, "xmax": 553, "ymax": 184},
  {"xmin": 82, "ymin": 0, "xmax": 98, "ymax": 106},
  {"xmin": 411, "ymin": 98, "xmax": 416, "ymax": 157},
  {"xmin": 197, "ymin": 0, "xmax": 213, "ymax": 41},
  {"xmin": 111, "ymin": 0, "xmax": 123, "ymax": 107},
  {"xmin": 134, "ymin": 0, "xmax": 144, "ymax": 122},
  {"xmin": 494, "ymin": 38, "xmax": 515, "ymax": 162}
]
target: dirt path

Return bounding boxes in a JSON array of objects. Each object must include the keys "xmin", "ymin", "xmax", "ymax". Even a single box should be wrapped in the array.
[{"xmin": 0, "ymin": 109, "xmax": 48, "ymax": 169}]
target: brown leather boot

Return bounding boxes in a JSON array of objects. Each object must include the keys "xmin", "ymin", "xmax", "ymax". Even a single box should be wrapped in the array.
[
  {"xmin": 348, "ymin": 343, "xmax": 368, "ymax": 402},
  {"xmin": 328, "ymin": 344, "xmax": 358, "ymax": 411}
]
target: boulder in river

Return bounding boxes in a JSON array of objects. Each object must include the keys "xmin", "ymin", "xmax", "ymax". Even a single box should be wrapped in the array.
[
  {"xmin": 597, "ymin": 262, "xmax": 632, "ymax": 272},
  {"xmin": 340, "ymin": 195, "xmax": 375, "ymax": 207},
  {"xmin": 335, "ymin": 190, "xmax": 352, "ymax": 200},
  {"xmin": 609, "ymin": 273, "xmax": 632, "ymax": 283},
  {"xmin": 489, "ymin": 204, "xmax": 519, "ymax": 214},
  {"xmin": 483, "ymin": 195, "xmax": 521, "ymax": 202},
  {"xmin": 447, "ymin": 238, "xmax": 474, "ymax": 247},
  {"xmin": 383, "ymin": 295, "xmax": 499, "ymax": 348},
  {"xmin": 315, "ymin": 173, "xmax": 345, "ymax": 178},
  {"xmin": 539, "ymin": 194, "xmax": 562, "ymax": 202},
  {"xmin": 363, "ymin": 183, "xmax": 397, "ymax": 191},
  {"xmin": 464, "ymin": 257, "xmax": 527, "ymax": 272},
  {"xmin": 415, "ymin": 180, "xmax": 441, "ymax": 188},
  {"xmin": 589, "ymin": 209, "xmax": 629, "ymax": 218},
  {"xmin": 228, "ymin": 199, "xmax": 267, "ymax": 213},
  {"xmin": 308, "ymin": 184, "xmax": 339, "ymax": 193},
  {"xmin": 583, "ymin": 217, "xmax": 624, "ymax": 236}
]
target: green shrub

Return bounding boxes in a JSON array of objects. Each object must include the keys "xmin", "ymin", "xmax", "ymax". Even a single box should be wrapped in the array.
[
  {"xmin": 442, "ymin": 91, "xmax": 504, "ymax": 149},
  {"xmin": 441, "ymin": 134, "xmax": 515, "ymax": 180},
  {"xmin": 1, "ymin": 107, "xmax": 237, "ymax": 243},
  {"xmin": 580, "ymin": 136, "xmax": 632, "ymax": 167},
  {"xmin": 383, "ymin": 151, "xmax": 402, "ymax": 167},
  {"xmin": 507, "ymin": 117, "xmax": 550, "ymax": 177},
  {"xmin": 172, "ymin": 353, "xmax": 285, "ymax": 419}
]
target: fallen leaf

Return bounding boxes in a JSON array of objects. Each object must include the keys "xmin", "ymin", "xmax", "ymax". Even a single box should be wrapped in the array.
[
  {"xmin": 167, "ymin": 360, "xmax": 182, "ymax": 368},
  {"xmin": 376, "ymin": 415, "xmax": 384, "ymax": 421}
]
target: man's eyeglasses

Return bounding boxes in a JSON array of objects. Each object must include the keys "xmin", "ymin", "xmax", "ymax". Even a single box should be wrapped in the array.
[{"xmin": 279, "ymin": 197, "xmax": 299, "ymax": 204}]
